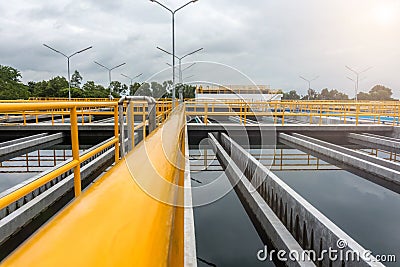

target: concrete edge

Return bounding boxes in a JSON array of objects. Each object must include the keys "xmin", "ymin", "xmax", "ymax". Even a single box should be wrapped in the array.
[
  {"xmin": 221, "ymin": 133, "xmax": 384, "ymax": 267},
  {"xmin": 208, "ymin": 133, "xmax": 315, "ymax": 267},
  {"xmin": 184, "ymin": 124, "xmax": 197, "ymax": 267}
]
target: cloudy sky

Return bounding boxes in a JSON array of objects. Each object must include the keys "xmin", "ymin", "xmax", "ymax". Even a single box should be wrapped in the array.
[{"xmin": 1, "ymin": 0, "xmax": 399, "ymax": 97}]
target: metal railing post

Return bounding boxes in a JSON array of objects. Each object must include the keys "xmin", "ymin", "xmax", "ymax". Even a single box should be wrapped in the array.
[
  {"xmin": 356, "ymin": 104, "xmax": 360, "ymax": 125},
  {"xmin": 142, "ymin": 104, "xmax": 146, "ymax": 140},
  {"xmin": 70, "ymin": 107, "xmax": 81, "ymax": 197},
  {"xmin": 114, "ymin": 106, "xmax": 120, "ymax": 163},
  {"xmin": 119, "ymin": 103, "xmax": 125, "ymax": 156},
  {"xmin": 127, "ymin": 102, "xmax": 134, "ymax": 151}
]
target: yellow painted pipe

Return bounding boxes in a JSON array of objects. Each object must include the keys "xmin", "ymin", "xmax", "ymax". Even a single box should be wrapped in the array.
[{"xmin": 70, "ymin": 107, "xmax": 81, "ymax": 197}]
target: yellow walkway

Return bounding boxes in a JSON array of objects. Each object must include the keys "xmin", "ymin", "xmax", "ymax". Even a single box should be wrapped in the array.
[{"xmin": 2, "ymin": 107, "xmax": 186, "ymax": 267}]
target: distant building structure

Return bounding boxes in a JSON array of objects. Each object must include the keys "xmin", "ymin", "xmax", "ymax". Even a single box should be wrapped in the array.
[{"xmin": 195, "ymin": 85, "xmax": 283, "ymax": 101}]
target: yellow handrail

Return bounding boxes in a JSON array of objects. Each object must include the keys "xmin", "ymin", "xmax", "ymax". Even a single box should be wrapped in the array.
[{"xmin": 0, "ymin": 101, "xmax": 120, "ymax": 210}]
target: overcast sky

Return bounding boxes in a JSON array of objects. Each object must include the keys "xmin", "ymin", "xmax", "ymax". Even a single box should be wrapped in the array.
[{"xmin": 1, "ymin": 0, "xmax": 399, "ymax": 97}]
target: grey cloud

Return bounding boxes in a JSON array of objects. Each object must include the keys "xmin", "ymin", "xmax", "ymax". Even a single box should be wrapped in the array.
[{"xmin": 0, "ymin": 0, "xmax": 399, "ymax": 96}]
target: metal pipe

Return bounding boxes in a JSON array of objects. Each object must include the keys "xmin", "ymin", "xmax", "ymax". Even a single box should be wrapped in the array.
[{"xmin": 118, "ymin": 96, "xmax": 157, "ymax": 156}]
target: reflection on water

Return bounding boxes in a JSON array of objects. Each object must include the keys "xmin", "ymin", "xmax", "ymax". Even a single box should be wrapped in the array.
[
  {"xmin": 276, "ymin": 170, "xmax": 400, "ymax": 267},
  {"xmin": 191, "ymin": 169, "xmax": 275, "ymax": 267},
  {"xmin": 192, "ymin": 147, "xmax": 399, "ymax": 266}
]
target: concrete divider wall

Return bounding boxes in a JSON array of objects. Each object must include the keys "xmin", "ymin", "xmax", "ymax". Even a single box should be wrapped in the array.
[
  {"xmin": 390, "ymin": 126, "xmax": 400, "ymax": 139},
  {"xmin": 285, "ymin": 115, "xmax": 378, "ymax": 125},
  {"xmin": 279, "ymin": 134, "xmax": 400, "ymax": 189},
  {"xmin": 0, "ymin": 133, "xmax": 64, "ymax": 157},
  {"xmin": 348, "ymin": 133, "xmax": 400, "ymax": 153},
  {"xmin": 218, "ymin": 133, "xmax": 382, "ymax": 267},
  {"xmin": 0, "ymin": 133, "xmax": 48, "ymax": 148},
  {"xmin": 184, "ymin": 125, "xmax": 197, "ymax": 267},
  {"xmin": 209, "ymin": 133, "xmax": 315, "ymax": 267},
  {"xmin": 291, "ymin": 133, "xmax": 400, "ymax": 172}
]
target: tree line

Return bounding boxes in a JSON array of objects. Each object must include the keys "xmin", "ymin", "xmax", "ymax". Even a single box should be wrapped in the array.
[
  {"xmin": 282, "ymin": 86, "xmax": 394, "ymax": 101},
  {"xmin": 0, "ymin": 64, "xmax": 395, "ymax": 100},
  {"xmin": 0, "ymin": 65, "xmax": 196, "ymax": 100}
]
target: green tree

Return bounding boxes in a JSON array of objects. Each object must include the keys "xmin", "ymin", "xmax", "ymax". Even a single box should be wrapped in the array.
[
  {"xmin": 31, "ymin": 76, "xmax": 69, "ymax": 97},
  {"xmin": 319, "ymin": 88, "xmax": 348, "ymax": 100},
  {"xmin": 135, "ymin": 82, "xmax": 152, "ymax": 96},
  {"xmin": 60, "ymin": 87, "xmax": 85, "ymax": 98},
  {"xmin": 357, "ymin": 92, "xmax": 370, "ymax": 100},
  {"xmin": 283, "ymin": 90, "xmax": 301, "ymax": 100},
  {"xmin": 71, "ymin": 70, "xmax": 83, "ymax": 88},
  {"xmin": 151, "ymin": 81, "xmax": 168, "ymax": 98},
  {"xmin": 178, "ymin": 84, "xmax": 196, "ymax": 99},
  {"xmin": 129, "ymin": 82, "xmax": 142, "ymax": 96},
  {"xmin": 301, "ymin": 89, "xmax": 319, "ymax": 100},
  {"xmin": 357, "ymin": 85, "xmax": 393, "ymax": 101},
  {"xmin": 369, "ymin": 85, "xmax": 392, "ymax": 100},
  {"xmin": 82, "ymin": 81, "xmax": 109, "ymax": 98},
  {"xmin": 0, "ymin": 65, "xmax": 30, "ymax": 99}
]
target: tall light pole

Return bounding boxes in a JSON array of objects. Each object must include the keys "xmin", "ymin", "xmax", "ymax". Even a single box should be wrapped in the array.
[
  {"xmin": 43, "ymin": 44, "xmax": 92, "ymax": 100},
  {"xmin": 94, "ymin": 61, "xmax": 126, "ymax": 98},
  {"xmin": 121, "ymin": 73, "xmax": 143, "ymax": 96},
  {"xmin": 345, "ymin": 66, "xmax": 372, "ymax": 101},
  {"xmin": 166, "ymin": 63, "xmax": 196, "ymax": 82},
  {"xmin": 150, "ymin": 0, "xmax": 200, "ymax": 105},
  {"xmin": 347, "ymin": 76, "xmax": 357, "ymax": 100},
  {"xmin": 121, "ymin": 73, "xmax": 143, "ymax": 87},
  {"xmin": 299, "ymin": 75, "xmax": 319, "ymax": 100},
  {"xmin": 157, "ymin": 46, "xmax": 203, "ymax": 101}
]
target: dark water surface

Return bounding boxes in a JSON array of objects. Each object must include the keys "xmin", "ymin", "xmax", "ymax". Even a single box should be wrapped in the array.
[
  {"xmin": 192, "ymin": 170, "xmax": 275, "ymax": 267},
  {"xmin": 191, "ymin": 146, "xmax": 399, "ymax": 266},
  {"xmin": 275, "ymin": 170, "xmax": 400, "ymax": 266}
]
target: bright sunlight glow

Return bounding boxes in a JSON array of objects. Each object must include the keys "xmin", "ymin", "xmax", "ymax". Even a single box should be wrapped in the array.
[{"xmin": 374, "ymin": 4, "xmax": 396, "ymax": 25}]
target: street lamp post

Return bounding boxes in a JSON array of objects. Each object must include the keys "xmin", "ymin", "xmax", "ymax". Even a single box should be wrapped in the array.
[
  {"xmin": 157, "ymin": 46, "xmax": 202, "ymax": 101},
  {"xmin": 121, "ymin": 73, "xmax": 143, "ymax": 96},
  {"xmin": 43, "ymin": 44, "xmax": 92, "ymax": 100},
  {"xmin": 166, "ymin": 63, "xmax": 196, "ymax": 83},
  {"xmin": 121, "ymin": 73, "xmax": 143, "ymax": 87},
  {"xmin": 347, "ymin": 76, "xmax": 357, "ymax": 100},
  {"xmin": 150, "ymin": 0, "xmax": 200, "ymax": 105},
  {"xmin": 94, "ymin": 61, "xmax": 126, "ymax": 98},
  {"xmin": 299, "ymin": 75, "xmax": 319, "ymax": 100},
  {"xmin": 345, "ymin": 66, "xmax": 372, "ymax": 101}
]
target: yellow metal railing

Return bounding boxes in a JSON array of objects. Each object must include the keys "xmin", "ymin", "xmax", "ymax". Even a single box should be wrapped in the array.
[
  {"xmin": 0, "ymin": 102, "xmax": 120, "ymax": 211},
  {"xmin": 28, "ymin": 97, "xmax": 115, "ymax": 102},
  {"xmin": 0, "ymin": 100, "xmax": 173, "ymax": 126},
  {"xmin": 185, "ymin": 100, "xmax": 400, "ymax": 126},
  {"xmin": 1, "ymin": 99, "xmax": 400, "ymax": 126},
  {"xmin": 190, "ymin": 149, "xmax": 340, "ymax": 171}
]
